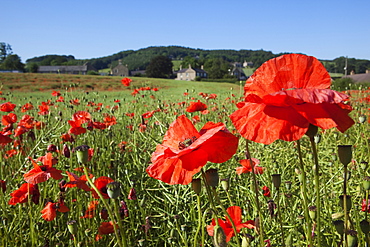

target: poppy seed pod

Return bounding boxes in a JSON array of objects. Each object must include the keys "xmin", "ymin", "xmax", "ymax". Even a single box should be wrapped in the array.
[
  {"xmin": 63, "ymin": 144, "xmax": 70, "ymax": 158},
  {"xmin": 360, "ymin": 220, "xmax": 370, "ymax": 234},
  {"xmin": 221, "ymin": 178, "xmax": 229, "ymax": 192},
  {"xmin": 271, "ymin": 174, "xmax": 281, "ymax": 189},
  {"xmin": 332, "ymin": 220, "xmax": 345, "ymax": 235},
  {"xmin": 106, "ymin": 181, "xmax": 121, "ymax": 199},
  {"xmin": 339, "ymin": 195, "xmax": 352, "ymax": 211},
  {"xmin": 74, "ymin": 145, "xmax": 90, "ymax": 164},
  {"xmin": 308, "ymin": 205, "xmax": 317, "ymax": 221},
  {"xmin": 191, "ymin": 178, "xmax": 202, "ymax": 195},
  {"xmin": 67, "ymin": 220, "xmax": 77, "ymax": 236},
  {"xmin": 213, "ymin": 225, "xmax": 227, "ymax": 247},
  {"xmin": 337, "ymin": 145, "xmax": 352, "ymax": 166},
  {"xmin": 205, "ymin": 169, "xmax": 219, "ymax": 187}
]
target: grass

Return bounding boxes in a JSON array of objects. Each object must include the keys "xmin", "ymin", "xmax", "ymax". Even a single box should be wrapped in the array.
[{"xmin": 0, "ymin": 72, "xmax": 368, "ymax": 246}]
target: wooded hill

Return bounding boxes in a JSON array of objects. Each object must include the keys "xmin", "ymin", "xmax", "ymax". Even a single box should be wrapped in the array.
[{"xmin": 26, "ymin": 46, "xmax": 370, "ymax": 74}]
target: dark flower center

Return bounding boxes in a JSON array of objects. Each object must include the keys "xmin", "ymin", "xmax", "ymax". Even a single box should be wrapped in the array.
[
  {"xmin": 40, "ymin": 166, "xmax": 47, "ymax": 171},
  {"xmin": 178, "ymin": 136, "xmax": 197, "ymax": 150}
]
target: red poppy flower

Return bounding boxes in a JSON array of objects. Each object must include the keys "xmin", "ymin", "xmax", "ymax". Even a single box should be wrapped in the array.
[
  {"xmin": 81, "ymin": 200, "xmax": 99, "ymax": 218},
  {"xmin": 230, "ymin": 54, "xmax": 355, "ymax": 144},
  {"xmin": 21, "ymin": 102, "xmax": 34, "ymax": 112},
  {"xmin": 362, "ymin": 199, "xmax": 370, "ymax": 213},
  {"xmin": 0, "ymin": 133, "xmax": 12, "ymax": 144},
  {"xmin": 0, "ymin": 180, "xmax": 6, "ymax": 193},
  {"xmin": 103, "ymin": 115, "xmax": 117, "ymax": 126},
  {"xmin": 2, "ymin": 113, "xmax": 17, "ymax": 126},
  {"xmin": 23, "ymin": 153, "xmax": 63, "ymax": 184},
  {"xmin": 51, "ymin": 91, "xmax": 61, "ymax": 97},
  {"xmin": 64, "ymin": 171, "xmax": 92, "ymax": 191},
  {"xmin": 121, "ymin": 77, "xmax": 132, "ymax": 86},
  {"xmin": 0, "ymin": 102, "xmax": 16, "ymax": 112},
  {"xmin": 186, "ymin": 100, "xmax": 208, "ymax": 113},
  {"xmin": 56, "ymin": 96, "xmax": 64, "ymax": 102},
  {"xmin": 92, "ymin": 176, "xmax": 115, "ymax": 199},
  {"xmin": 236, "ymin": 158, "xmax": 264, "ymax": 175},
  {"xmin": 207, "ymin": 206, "xmax": 255, "ymax": 242},
  {"xmin": 262, "ymin": 186, "xmax": 271, "ymax": 197},
  {"xmin": 38, "ymin": 102, "xmax": 50, "ymax": 115},
  {"xmin": 40, "ymin": 200, "xmax": 70, "ymax": 221},
  {"xmin": 8, "ymin": 183, "xmax": 40, "ymax": 205},
  {"xmin": 98, "ymin": 221, "xmax": 116, "ymax": 235},
  {"xmin": 70, "ymin": 98, "xmax": 80, "ymax": 105},
  {"xmin": 146, "ymin": 115, "xmax": 238, "ymax": 185}
]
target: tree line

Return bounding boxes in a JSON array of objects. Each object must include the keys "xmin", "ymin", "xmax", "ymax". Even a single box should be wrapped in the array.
[{"xmin": 2, "ymin": 43, "xmax": 370, "ymax": 79}]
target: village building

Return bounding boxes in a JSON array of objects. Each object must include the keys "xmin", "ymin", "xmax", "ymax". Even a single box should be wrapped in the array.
[
  {"xmin": 175, "ymin": 64, "xmax": 208, "ymax": 81},
  {"xmin": 111, "ymin": 60, "xmax": 129, "ymax": 76},
  {"xmin": 37, "ymin": 63, "xmax": 94, "ymax": 74},
  {"xmin": 343, "ymin": 70, "xmax": 370, "ymax": 83}
]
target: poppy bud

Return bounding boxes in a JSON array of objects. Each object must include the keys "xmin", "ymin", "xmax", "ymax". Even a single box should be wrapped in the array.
[
  {"xmin": 213, "ymin": 225, "xmax": 227, "ymax": 247},
  {"xmin": 74, "ymin": 145, "xmax": 90, "ymax": 164},
  {"xmin": 339, "ymin": 195, "xmax": 352, "ymax": 211},
  {"xmin": 221, "ymin": 178, "xmax": 229, "ymax": 192},
  {"xmin": 205, "ymin": 169, "xmax": 219, "ymax": 187},
  {"xmin": 271, "ymin": 174, "xmax": 281, "ymax": 189},
  {"xmin": 360, "ymin": 161, "xmax": 368, "ymax": 170},
  {"xmin": 100, "ymin": 208, "xmax": 108, "ymax": 220},
  {"xmin": 332, "ymin": 220, "xmax": 344, "ymax": 235},
  {"xmin": 67, "ymin": 220, "xmax": 77, "ymax": 236},
  {"xmin": 190, "ymin": 178, "xmax": 201, "ymax": 195},
  {"xmin": 47, "ymin": 144, "xmax": 58, "ymax": 152},
  {"xmin": 363, "ymin": 177, "xmax": 370, "ymax": 190},
  {"xmin": 59, "ymin": 180, "xmax": 66, "ymax": 192},
  {"xmin": 106, "ymin": 181, "xmax": 121, "ymax": 199},
  {"xmin": 305, "ymin": 124, "xmax": 318, "ymax": 138},
  {"xmin": 63, "ymin": 144, "xmax": 70, "ymax": 158},
  {"xmin": 338, "ymin": 145, "xmax": 352, "ymax": 166},
  {"xmin": 359, "ymin": 115, "xmax": 367, "ymax": 123},
  {"xmin": 128, "ymin": 187, "xmax": 137, "ymax": 200}
]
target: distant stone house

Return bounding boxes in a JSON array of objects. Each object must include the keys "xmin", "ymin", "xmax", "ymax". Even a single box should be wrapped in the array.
[
  {"xmin": 38, "ymin": 63, "xmax": 94, "ymax": 74},
  {"xmin": 176, "ymin": 65, "xmax": 208, "ymax": 81},
  {"xmin": 111, "ymin": 60, "xmax": 129, "ymax": 76},
  {"xmin": 342, "ymin": 70, "xmax": 370, "ymax": 83},
  {"xmin": 230, "ymin": 67, "xmax": 247, "ymax": 80}
]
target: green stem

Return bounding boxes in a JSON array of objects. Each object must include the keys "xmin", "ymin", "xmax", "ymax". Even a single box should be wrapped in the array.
[
  {"xmin": 343, "ymin": 163, "xmax": 349, "ymax": 247},
  {"xmin": 112, "ymin": 199, "xmax": 129, "ymax": 246},
  {"xmin": 296, "ymin": 140, "xmax": 313, "ymax": 247},
  {"xmin": 309, "ymin": 137, "xmax": 321, "ymax": 247},
  {"xmin": 245, "ymin": 140, "xmax": 265, "ymax": 247},
  {"xmin": 82, "ymin": 166, "xmax": 125, "ymax": 247},
  {"xmin": 193, "ymin": 195, "xmax": 203, "ymax": 247},
  {"xmin": 276, "ymin": 188, "xmax": 285, "ymax": 246}
]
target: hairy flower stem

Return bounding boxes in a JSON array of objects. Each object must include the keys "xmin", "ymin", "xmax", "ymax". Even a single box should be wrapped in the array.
[
  {"xmin": 309, "ymin": 137, "xmax": 321, "ymax": 247},
  {"xmin": 82, "ymin": 166, "xmax": 126, "ymax": 247},
  {"xmin": 193, "ymin": 195, "xmax": 203, "ymax": 247},
  {"xmin": 343, "ymin": 163, "xmax": 349, "ymax": 247},
  {"xmin": 246, "ymin": 140, "xmax": 265, "ymax": 247},
  {"xmin": 296, "ymin": 140, "xmax": 314, "ymax": 247},
  {"xmin": 276, "ymin": 188, "xmax": 285, "ymax": 246}
]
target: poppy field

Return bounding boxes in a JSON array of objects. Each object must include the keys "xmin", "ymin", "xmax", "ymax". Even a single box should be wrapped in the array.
[{"xmin": 0, "ymin": 54, "xmax": 369, "ymax": 247}]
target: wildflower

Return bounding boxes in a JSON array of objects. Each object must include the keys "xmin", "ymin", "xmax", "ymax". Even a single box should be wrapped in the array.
[
  {"xmin": 40, "ymin": 200, "xmax": 69, "ymax": 221},
  {"xmin": 186, "ymin": 100, "xmax": 207, "ymax": 113},
  {"xmin": 230, "ymin": 54, "xmax": 355, "ymax": 144},
  {"xmin": 8, "ymin": 183, "xmax": 40, "ymax": 205},
  {"xmin": 64, "ymin": 171, "xmax": 92, "ymax": 191},
  {"xmin": 128, "ymin": 187, "xmax": 137, "ymax": 200},
  {"xmin": 362, "ymin": 199, "xmax": 370, "ymax": 213},
  {"xmin": 81, "ymin": 200, "xmax": 99, "ymax": 218},
  {"xmin": 92, "ymin": 176, "xmax": 115, "ymax": 199},
  {"xmin": 262, "ymin": 186, "xmax": 271, "ymax": 197},
  {"xmin": 121, "ymin": 77, "xmax": 132, "ymax": 86},
  {"xmin": 236, "ymin": 158, "xmax": 264, "ymax": 175},
  {"xmin": 146, "ymin": 115, "xmax": 238, "ymax": 185},
  {"xmin": 51, "ymin": 91, "xmax": 61, "ymax": 97},
  {"xmin": 207, "ymin": 206, "xmax": 255, "ymax": 242},
  {"xmin": 21, "ymin": 102, "xmax": 34, "ymax": 112},
  {"xmin": 23, "ymin": 153, "xmax": 63, "ymax": 184},
  {"xmin": 0, "ymin": 102, "xmax": 16, "ymax": 112}
]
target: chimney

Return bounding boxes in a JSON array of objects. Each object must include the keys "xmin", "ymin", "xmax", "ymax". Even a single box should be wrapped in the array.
[
  {"xmin": 118, "ymin": 59, "xmax": 122, "ymax": 65},
  {"xmin": 188, "ymin": 64, "xmax": 191, "ymax": 69},
  {"xmin": 366, "ymin": 69, "xmax": 369, "ymax": 74},
  {"xmin": 179, "ymin": 65, "xmax": 182, "ymax": 70},
  {"xmin": 201, "ymin": 65, "xmax": 204, "ymax": 70},
  {"xmin": 350, "ymin": 70, "xmax": 355, "ymax": 75}
]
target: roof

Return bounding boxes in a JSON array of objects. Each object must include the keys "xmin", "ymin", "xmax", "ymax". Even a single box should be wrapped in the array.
[
  {"xmin": 343, "ymin": 73, "xmax": 370, "ymax": 83},
  {"xmin": 38, "ymin": 65, "xmax": 88, "ymax": 72},
  {"xmin": 176, "ymin": 67, "xmax": 207, "ymax": 73}
]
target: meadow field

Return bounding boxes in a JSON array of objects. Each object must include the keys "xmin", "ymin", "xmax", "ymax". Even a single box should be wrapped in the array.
[{"xmin": 0, "ymin": 56, "xmax": 369, "ymax": 247}]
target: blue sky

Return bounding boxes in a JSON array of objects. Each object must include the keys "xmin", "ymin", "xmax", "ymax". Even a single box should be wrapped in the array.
[{"xmin": 2, "ymin": 0, "xmax": 370, "ymax": 62}]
